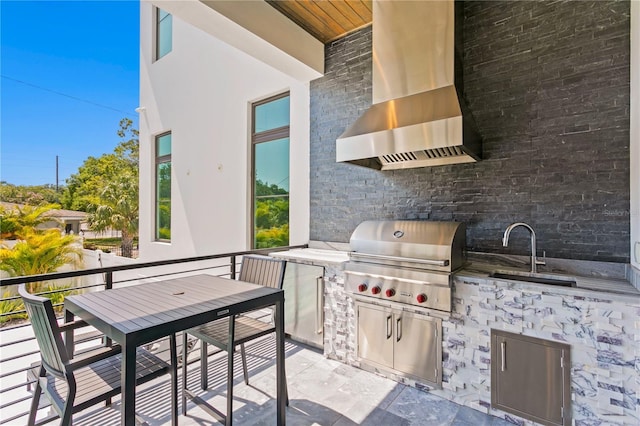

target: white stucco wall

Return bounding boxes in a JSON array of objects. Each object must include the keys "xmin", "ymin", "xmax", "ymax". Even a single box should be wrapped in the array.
[
  {"xmin": 138, "ymin": 0, "xmax": 638, "ymax": 270},
  {"xmin": 631, "ymin": 1, "xmax": 639, "ymax": 270},
  {"xmin": 138, "ymin": 1, "xmax": 310, "ymax": 260}
]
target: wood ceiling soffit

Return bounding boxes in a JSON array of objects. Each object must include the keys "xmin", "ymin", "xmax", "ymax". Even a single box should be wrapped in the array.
[{"xmin": 267, "ymin": 1, "xmax": 372, "ymax": 44}]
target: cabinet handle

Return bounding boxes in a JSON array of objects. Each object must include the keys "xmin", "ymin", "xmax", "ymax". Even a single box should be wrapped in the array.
[
  {"xmin": 396, "ymin": 317, "xmax": 402, "ymax": 342},
  {"xmin": 316, "ymin": 276, "xmax": 323, "ymax": 334},
  {"xmin": 501, "ymin": 341, "xmax": 506, "ymax": 372},
  {"xmin": 386, "ymin": 315, "xmax": 392, "ymax": 339}
]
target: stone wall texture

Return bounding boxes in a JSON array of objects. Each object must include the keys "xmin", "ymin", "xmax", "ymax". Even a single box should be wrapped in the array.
[
  {"xmin": 309, "ymin": 1, "xmax": 631, "ymax": 262},
  {"xmin": 447, "ymin": 275, "xmax": 640, "ymax": 425},
  {"xmin": 322, "ymin": 263, "xmax": 640, "ymax": 425}
]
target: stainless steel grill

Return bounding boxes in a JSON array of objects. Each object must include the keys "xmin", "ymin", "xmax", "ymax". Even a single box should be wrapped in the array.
[{"xmin": 345, "ymin": 220, "xmax": 465, "ymax": 312}]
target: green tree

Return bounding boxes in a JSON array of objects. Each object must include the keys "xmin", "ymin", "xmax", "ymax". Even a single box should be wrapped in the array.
[
  {"xmin": 254, "ymin": 179, "xmax": 289, "ymax": 248},
  {"xmin": 156, "ymin": 162, "xmax": 171, "ymax": 240},
  {"xmin": 0, "ymin": 182, "xmax": 62, "ymax": 205},
  {"xmin": 0, "ymin": 203, "xmax": 61, "ymax": 240},
  {"xmin": 255, "ymin": 179, "xmax": 287, "ymax": 197},
  {"xmin": 62, "ymin": 118, "xmax": 139, "ymax": 257},
  {"xmin": 62, "ymin": 118, "xmax": 139, "ymax": 212},
  {"xmin": 0, "ymin": 204, "xmax": 84, "ymax": 293},
  {"xmin": 0, "ymin": 228, "xmax": 83, "ymax": 292},
  {"xmin": 87, "ymin": 173, "xmax": 138, "ymax": 258},
  {"xmin": 61, "ymin": 155, "xmax": 114, "ymax": 211}
]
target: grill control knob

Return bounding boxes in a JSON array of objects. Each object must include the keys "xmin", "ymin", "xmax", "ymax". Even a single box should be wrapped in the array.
[
  {"xmin": 371, "ymin": 286, "xmax": 381, "ymax": 295},
  {"xmin": 385, "ymin": 289, "xmax": 396, "ymax": 298},
  {"xmin": 357, "ymin": 283, "xmax": 368, "ymax": 292},
  {"xmin": 416, "ymin": 294, "xmax": 428, "ymax": 303}
]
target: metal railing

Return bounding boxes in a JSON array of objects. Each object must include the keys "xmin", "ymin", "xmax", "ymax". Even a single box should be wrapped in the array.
[{"xmin": 0, "ymin": 244, "xmax": 306, "ymax": 425}]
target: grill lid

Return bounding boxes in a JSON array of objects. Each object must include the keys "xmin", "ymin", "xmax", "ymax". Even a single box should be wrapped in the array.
[{"xmin": 349, "ymin": 220, "xmax": 465, "ymax": 272}]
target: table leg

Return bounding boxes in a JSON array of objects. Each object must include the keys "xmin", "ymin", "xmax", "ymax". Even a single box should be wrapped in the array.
[
  {"xmin": 182, "ymin": 332, "xmax": 188, "ymax": 416},
  {"xmin": 276, "ymin": 297, "xmax": 286, "ymax": 425},
  {"xmin": 121, "ymin": 340, "xmax": 136, "ymax": 425},
  {"xmin": 169, "ymin": 334, "xmax": 178, "ymax": 426},
  {"xmin": 226, "ymin": 316, "xmax": 235, "ymax": 426}
]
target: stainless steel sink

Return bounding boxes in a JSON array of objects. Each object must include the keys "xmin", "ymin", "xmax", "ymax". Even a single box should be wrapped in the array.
[{"xmin": 489, "ymin": 271, "xmax": 577, "ymax": 287}]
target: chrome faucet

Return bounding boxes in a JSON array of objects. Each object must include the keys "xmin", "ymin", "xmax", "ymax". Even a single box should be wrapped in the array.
[{"xmin": 502, "ymin": 222, "xmax": 546, "ymax": 273}]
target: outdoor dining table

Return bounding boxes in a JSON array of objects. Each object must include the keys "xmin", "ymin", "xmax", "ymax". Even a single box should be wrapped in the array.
[{"xmin": 64, "ymin": 274, "xmax": 286, "ymax": 426}]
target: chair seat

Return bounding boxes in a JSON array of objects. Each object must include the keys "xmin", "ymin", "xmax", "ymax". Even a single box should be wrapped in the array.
[
  {"xmin": 33, "ymin": 348, "xmax": 171, "ymax": 414},
  {"xmin": 187, "ymin": 315, "xmax": 274, "ymax": 349}
]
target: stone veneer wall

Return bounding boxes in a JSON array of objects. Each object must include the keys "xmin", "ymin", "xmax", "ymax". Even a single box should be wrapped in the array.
[
  {"xmin": 323, "ymin": 264, "xmax": 356, "ymax": 362},
  {"xmin": 310, "ymin": 1, "xmax": 631, "ymax": 263},
  {"xmin": 323, "ymin": 268, "xmax": 640, "ymax": 425},
  {"xmin": 447, "ymin": 276, "xmax": 639, "ymax": 425}
]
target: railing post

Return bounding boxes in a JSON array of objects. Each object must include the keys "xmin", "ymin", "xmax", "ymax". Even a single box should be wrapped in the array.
[
  {"xmin": 105, "ymin": 272, "xmax": 113, "ymax": 290},
  {"xmin": 230, "ymin": 256, "xmax": 237, "ymax": 280},
  {"xmin": 105, "ymin": 272, "xmax": 113, "ymax": 347}
]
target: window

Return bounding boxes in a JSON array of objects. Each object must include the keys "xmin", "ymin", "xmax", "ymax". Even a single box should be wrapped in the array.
[
  {"xmin": 155, "ymin": 8, "xmax": 172, "ymax": 60},
  {"xmin": 251, "ymin": 93, "xmax": 290, "ymax": 249},
  {"xmin": 155, "ymin": 132, "xmax": 171, "ymax": 241}
]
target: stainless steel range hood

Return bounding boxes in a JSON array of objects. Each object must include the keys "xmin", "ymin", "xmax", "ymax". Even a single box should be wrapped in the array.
[{"xmin": 336, "ymin": 0, "xmax": 481, "ymax": 170}]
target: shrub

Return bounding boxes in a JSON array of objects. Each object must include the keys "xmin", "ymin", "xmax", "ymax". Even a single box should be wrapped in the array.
[{"xmin": 0, "ymin": 291, "xmax": 26, "ymax": 324}]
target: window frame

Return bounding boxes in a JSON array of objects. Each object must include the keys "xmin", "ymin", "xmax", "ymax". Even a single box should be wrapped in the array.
[
  {"xmin": 155, "ymin": 131, "xmax": 172, "ymax": 242},
  {"xmin": 250, "ymin": 92, "xmax": 291, "ymax": 249},
  {"xmin": 154, "ymin": 7, "xmax": 172, "ymax": 61}
]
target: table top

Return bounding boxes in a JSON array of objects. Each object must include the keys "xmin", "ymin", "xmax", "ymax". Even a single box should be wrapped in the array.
[{"xmin": 65, "ymin": 274, "xmax": 283, "ymax": 346}]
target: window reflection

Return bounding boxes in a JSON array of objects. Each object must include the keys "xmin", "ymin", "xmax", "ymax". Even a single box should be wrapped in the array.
[
  {"xmin": 252, "ymin": 94, "xmax": 290, "ymax": 249},
  {"xmin": 155, "ymin": 133, "xmax": 171, "ymax": 241},
  {"xmin": 156, "ymin": 8, "xmax": 172, "ymax": 60}
]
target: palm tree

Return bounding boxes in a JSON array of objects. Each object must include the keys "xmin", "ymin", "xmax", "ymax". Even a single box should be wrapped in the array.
[
  {"xmin": 0, "ymin": 228, "xmax": 83, "ymax": 293},
  {"xmin": 0, "ymin": 203, "xmax": 61, "ymax": 239},
  {"xmin": 87, "ymin": 173, "xmax": 138, "ymax": 258}
]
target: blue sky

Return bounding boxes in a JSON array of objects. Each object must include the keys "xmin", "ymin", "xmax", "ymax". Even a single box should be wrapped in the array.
[{"xmin": 1, "ymin": 0, "xmax": 140, "ymax": 186}]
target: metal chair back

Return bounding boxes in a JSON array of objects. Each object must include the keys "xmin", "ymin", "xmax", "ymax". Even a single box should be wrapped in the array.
[
  {"xmin": 238, "ymin": 255, "xmax": 287, "ymax": 289},
  {"xmin": 18, "ymin": 285, "xmax": 69, "ymax": 378}
]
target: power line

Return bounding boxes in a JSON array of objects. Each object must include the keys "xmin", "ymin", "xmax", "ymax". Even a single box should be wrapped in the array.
[{"xmin": 1, "ymin": 74, "xmax": 135, "ymax": 117}]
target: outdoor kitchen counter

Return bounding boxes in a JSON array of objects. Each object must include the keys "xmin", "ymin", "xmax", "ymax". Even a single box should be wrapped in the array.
[
  {"xmin": 457, "ymin": 261, "xmax": 640, "ymax": 301},
  {"xmin": 270, "ymin": 248, "xmax": 349, "ymax": 266},
  {"xmin": 270, "ymin": 248, "xmax": 640, "ymax": 424},
  {"xmin": 270, "ymin": 249, "xmax": 640, "ymax": 298},
  {"xmin": 270, "ymin": 247, "xmax": 352, "ymax": 363},
  {"xmin": 449, "ymin": 263, "xmax": 640, "ymax": 424}
]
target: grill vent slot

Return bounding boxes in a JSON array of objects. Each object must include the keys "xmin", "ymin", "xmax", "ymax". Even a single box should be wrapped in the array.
[
  {"xmin": 381, "ymin": 152, "xmax": 419, "ymax": 164},
  {"xmin": 380, "ymin": 147, "xmax": 467, "ymax": 165},
  {"xmin": 425, "ymin": 146, "xmax": 465, "ymax": 159}
]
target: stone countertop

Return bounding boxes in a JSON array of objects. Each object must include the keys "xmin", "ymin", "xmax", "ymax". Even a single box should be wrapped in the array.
[
  {"xmin": 269, "ymin": 247, "xmax": 640, "ymax": 300},
  {"xmin": 457, "ymin": 261, "xmax": 640, "ymax": 301},
  {"xmin": 270, "ymin": 248, "xmax": 349, "ymax": 266}
]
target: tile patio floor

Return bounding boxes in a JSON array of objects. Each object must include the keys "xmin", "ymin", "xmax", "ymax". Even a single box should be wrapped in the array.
[{"xmin": 47, "ymin": 337, "xmax": 512, "ymax": 426}]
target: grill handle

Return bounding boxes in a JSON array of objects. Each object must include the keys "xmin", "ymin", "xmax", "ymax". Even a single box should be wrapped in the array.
[{"xmin": 350, "ymin": 252, "xmax": 449, "ymax": 267}]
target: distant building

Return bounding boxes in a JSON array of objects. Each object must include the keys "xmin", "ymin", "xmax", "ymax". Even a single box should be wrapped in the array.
[
  {"xmin": 0, "ymin": 202, "xmax": 87, "ymax": 235},
  {"xmin": 43, "ymin": 208, "xmax": 87, "ymax": 235}
]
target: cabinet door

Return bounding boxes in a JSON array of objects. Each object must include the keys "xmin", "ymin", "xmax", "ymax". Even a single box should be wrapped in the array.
[
  {"xmin": 393, "ymin": 311, "xmax": 441, "ymax": 384},
  {"xmin": 357, "ymin": 304, "xmax": 393, "ymax": 369},
  {"xmin": 492, "ymin": 330, "xmax": 570, "ymax": 426},
  {"xmin": 283, "ymin": 262, "xmax": 324, "ymax": 348}
]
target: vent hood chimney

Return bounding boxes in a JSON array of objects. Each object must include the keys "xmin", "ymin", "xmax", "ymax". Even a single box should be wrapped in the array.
[{"xmin": 336, "ymin": 0, "xmax": 481, "ymax": 170}]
